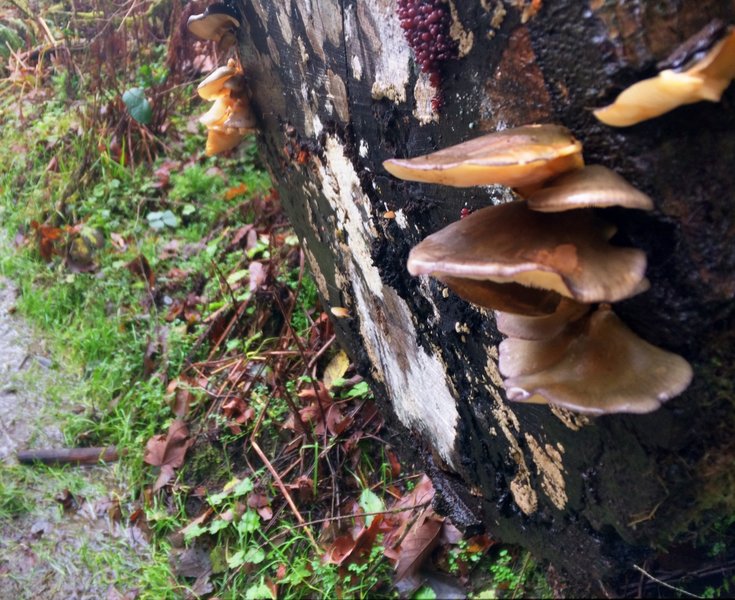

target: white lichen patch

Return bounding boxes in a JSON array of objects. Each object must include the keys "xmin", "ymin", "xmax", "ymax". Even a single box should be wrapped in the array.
[
  {"xmin": 315, "ymin": 135, "xmax": 460, "ymax": 469},
  {"xmin": 274, "ymin": 3, "xmax": 293, "ymax": 45},
  {"xmin": 485, "ymin": 384, "xmax": 537, "ymax": 515},
  {"xmin": 549, "ymin": 404, "xmax": 590, "ymax": 431},
  {"xmin": 455, "ymin": 322, "xmax": 470, "ymax": 335},
  {"xmin": 525, "ymin": 434, "xmax": 568, "ymax": 510},
  {"xmin": 413, "ymin": 72, "xmax": 439, "ymax": 124},
  {"xmin": 351, "ymin": 0, "xmax": 411, "ymax": 103},
  {"xmin": 394, "ymin": 208, "xmax": 409, "ymax": 230},
  {"xmin": 295, "ymin": 0, "xmax": 342, "ymax": 61},
  {"xmin": 484, "ymin": 348, "xmax": 505, "ymax": 389},
  {"xmin": 326, "ymin": 70, "xmax": 350, "ymax": 123},
  {"xmin": 448, "ymin": 0, "xmax": 475, "ymax": 57}
]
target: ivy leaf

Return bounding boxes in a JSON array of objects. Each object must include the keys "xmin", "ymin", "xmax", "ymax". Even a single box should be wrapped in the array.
[{"xmin": 122, "ymin": 87, "xmax": 153, "ymax": 125}]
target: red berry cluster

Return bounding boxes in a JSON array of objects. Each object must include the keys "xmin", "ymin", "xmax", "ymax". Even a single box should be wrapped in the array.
[{"xmin": 396, "ymin": 0, "xmax": 457, "ymax": 110}]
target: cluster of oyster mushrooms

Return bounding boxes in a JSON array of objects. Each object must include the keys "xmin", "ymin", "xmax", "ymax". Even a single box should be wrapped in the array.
[
  {"xmin": 187, "ymin": 3, "xmax": 256, "ymax": 156},
  {"xmin": 384, "ymin": 124, "xmax": 693, "ymax": 415}
]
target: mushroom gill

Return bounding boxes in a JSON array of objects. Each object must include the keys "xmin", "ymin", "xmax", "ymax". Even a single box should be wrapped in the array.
[
  {"xmin": 527, "ymin": 165, "xmax": 654, "ymax": 212},
  {"xmin": 499, "ymin": 305, "xmax": 693, "ymax": 415},
  {"xmin": 407, "ymin": 201, "xmax": 648, "ymax": 305},
  {"xmin": 383, "ymin": 124, "xmax": 583, "ymax": 190},
  {"xmin": 594, "ymin": 23, "xmax": 735, "ymax": 127}
]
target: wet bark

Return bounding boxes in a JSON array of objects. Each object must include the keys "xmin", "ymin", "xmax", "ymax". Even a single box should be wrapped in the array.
[{"xmin": 235, "ymin": 0, "xmax": 735, "ymax": 594}]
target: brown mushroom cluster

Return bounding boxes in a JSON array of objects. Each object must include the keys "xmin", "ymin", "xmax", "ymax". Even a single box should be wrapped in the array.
[
  {"xmin": 197, "ymin": 59, "xmax": 256, "ymax": 156},
  {"xmin": 187, "ymin": 4, "xmax": 256, "ymax": 156},
  {"xmin": 384, "ymin": 124, "xmax": 692, "ymax": 414},
  {"xmin": 594, "ymin": 21, "xmax": 735, "ymax": 127}
]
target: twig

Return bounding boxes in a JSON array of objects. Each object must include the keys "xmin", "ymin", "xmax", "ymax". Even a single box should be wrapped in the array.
[
  {"xmin": 17, "ymin": 446, "xmax": 120, "ymax": 465},
  {"xmin": 292, "ymin": 501, "xmax": 432, "ymax": 529},
  {"xmin": 632, "ymin": 564, "xmax": 703, "ymax": 599},
  {"xmin": 250, "ymin": 439, "xmax": 319, "ymax": 552}
]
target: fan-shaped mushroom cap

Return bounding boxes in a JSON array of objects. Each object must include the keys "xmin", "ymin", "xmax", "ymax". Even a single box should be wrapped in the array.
[
  {"xmin": 594, "ymin": 27, "xmax": 735, "ymax": 127},
  {"xmin": 383, "ymin": 124, "xmax": 583, "ymax": 189},
  {"xmin": 407, "ymin": 201, "xmax": 647, "ymax": 304},
  {"xmin": 200, "ymin": 95, "xmax": 231, "ymax": 128},
  {"xmin": 197, "ymin": 64, "xmax": 237, "ymax": 100},
  {"xmin": 187, "ymin": 3, "xmax": 240, "ymax": 42},
  {"xmin": 205, "ymin": 128, "xmax": 242, "ymax": 156},
  {"xmin": 527, "ymin": 165, "xmax": 654, "ymax": 212},
  {"xmin": 495, "ymin": 298, "xmax": 590, "ymax": 340},
  {"xmin": 501, "ymin": 305, "xmax": 693, "ymax": 415}
]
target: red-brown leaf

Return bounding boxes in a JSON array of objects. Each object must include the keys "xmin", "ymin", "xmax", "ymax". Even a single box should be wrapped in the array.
[
  {"xmin": 393, "ymin": 510, "xmax": 443, "ymax": 581},
  {"xmin": 144, "ymin": 419, "xmax": 192, "ymax": 491}
]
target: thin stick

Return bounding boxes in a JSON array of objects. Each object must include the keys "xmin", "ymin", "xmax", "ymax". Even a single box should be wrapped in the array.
[
  {"xmin": 292, "ymin": 501, "xmax": 432, "ymax": 529},
  {"xmin": 250, "ymin": 439, "xmax": 319, "ymax": 551},
  {"xmin": 632, "ymin": 564, "xmax": 702, "ymax": 599},
  {"xmin": 17, "ymin": 446, "xmax": 119, "ymax": 465}
]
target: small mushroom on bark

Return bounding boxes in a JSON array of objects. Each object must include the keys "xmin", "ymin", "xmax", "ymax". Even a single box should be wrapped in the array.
[
  {"xmin": 594, "ymin": 23, "xmax": 735, "ymax": 127},
  {"xmin": 407, "ymin": 201, "xmax": 648, "ymax": 305},
  {"xmin": 499, "ymin": 305, "xmax": 693, "ymax": 415},
  {"xmin": 527, "ymin": 165, "xmax": 654, "ymax": 212},
  {"xmin": 187, "ymin": 3, "xmax": 240, "ymax": 51},
  {"xmin": 383, "ymin": 124, "xmax": 583, "ymax": 191}
]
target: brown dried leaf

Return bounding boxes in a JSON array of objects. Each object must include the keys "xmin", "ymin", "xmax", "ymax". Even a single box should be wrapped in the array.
[
  {"xmin": 394, "ymin": 510, "xmax": 443, "ymax": 581},
  {"xmin": 127, "ymin": 254, "xmax": 154, "ymax": 287},
  {"xmin": 144, "ymin": 419, "xmax": 192, "ymax": 492}
]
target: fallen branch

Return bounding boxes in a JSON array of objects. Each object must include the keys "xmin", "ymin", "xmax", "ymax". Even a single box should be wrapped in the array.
[{"xmin": 17, "ymin": 446, "xmax": 120, "ymax": 465}]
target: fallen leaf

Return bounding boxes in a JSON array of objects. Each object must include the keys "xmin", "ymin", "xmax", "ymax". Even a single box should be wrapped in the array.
[
  {"xmin": 127, "ymin": 254, "xmax": 154, "ymax": 287},
  {"xmin": 394, "ymin": 510, "xmax": 444, "ymax": 581},
  {"xmin": 225, "ymin": 182, "xmax": 248, "ymax": 200},
  {"xmin": 144, "ymin": 419, "xmax": 193, "ymax": 492},
  {"xmin": 323, "ymin": 350, "xmax": 350, "ymax": 390},
  {"xmin": 387, "ymin": 449, "xmax": 402, "ymax": 478}
]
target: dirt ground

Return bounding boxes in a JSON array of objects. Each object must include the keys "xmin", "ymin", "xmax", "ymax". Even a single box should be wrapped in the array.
[{"xmin": 0, "ymin": 277, "xmax": 150, "ymax": 599}]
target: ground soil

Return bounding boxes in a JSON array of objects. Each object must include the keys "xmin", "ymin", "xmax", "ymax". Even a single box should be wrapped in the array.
[{"xmin": 0, "ymin": 277, "xmax": 149, "ymax": 599}]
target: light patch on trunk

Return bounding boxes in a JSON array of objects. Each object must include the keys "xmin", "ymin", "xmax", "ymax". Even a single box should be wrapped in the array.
[
  {"xmin": 525, "ymin": 434, "xmax": 568, "ymax": 510},
  {"xmin": 550, "ymin": 404, "xmax": 590, "ymax": 431},
  {"xmin": 316, "ymin": 135, "xmax": 460, "ymax": 469},
  {"xmin": 485, "ymin": 358, "xmax": 538, "ymax": 515},
  {"xmin": 351, "ymin": 0, "xmax": 411, "ymax": 103},
  {"xmin": 448, "ymin": 0, "xmax": 475, "ymax": 57},
  {"xmin": 413, "ymin": 72, "xmax": 439, "ymax": 124}
]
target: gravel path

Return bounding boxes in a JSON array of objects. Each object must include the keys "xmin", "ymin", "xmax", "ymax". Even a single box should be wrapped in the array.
[{"xmin": 0, "ymin": 277, "xmax": 150, "ymax": 599}]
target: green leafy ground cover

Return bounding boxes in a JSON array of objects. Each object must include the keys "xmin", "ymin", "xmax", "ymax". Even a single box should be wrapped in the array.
[{"xmin": 0, "ymin": 2, "xmax": 548, "ymax": 598}]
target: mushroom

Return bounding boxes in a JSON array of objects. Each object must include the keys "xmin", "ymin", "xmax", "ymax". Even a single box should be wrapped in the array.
[
  {"xmin": 383, "ymin": 124, "xmax": 583, "ymax": 191},
  {"xmin": 527, "ymin": 165, "xmax": 654, "ymax": 212},
  {"xmin": 197, "ymin": 61, "xmax": 256, "ymax": 156},
  {"xmin": 407, "ymin": 201, "xmax": 648, "ymax": 305},
  {"xmin": 187, "ymin": 3, "xmax": 240, "ymax": 49},
  {"xmin": 594, "ymin": 24, "xmax": 735, "ymax": 127},
  {"xmin": 205, "ymin": 128, "xmax": 244, "ymax": 156},
  {"xmin": 197, "ymin": 62, "xmax": 238, "ymax": 101},
  {"xmin": 494, "ymin": 298, "xmax": 590, "ymax": 340},
  {"xmin": 499, "ymin": 305, "xmax": 693, "ymax": 414}
]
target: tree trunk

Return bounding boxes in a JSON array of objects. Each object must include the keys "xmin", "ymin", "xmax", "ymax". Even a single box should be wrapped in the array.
[{"xmin": 236, "ymin": 0, "xmax": 735, "ymax": 594}]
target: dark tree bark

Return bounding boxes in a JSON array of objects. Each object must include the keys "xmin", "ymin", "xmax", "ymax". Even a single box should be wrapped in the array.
[{"xmin": 236, "ymin": 0, "xmax": 735, "ymax": 594}]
